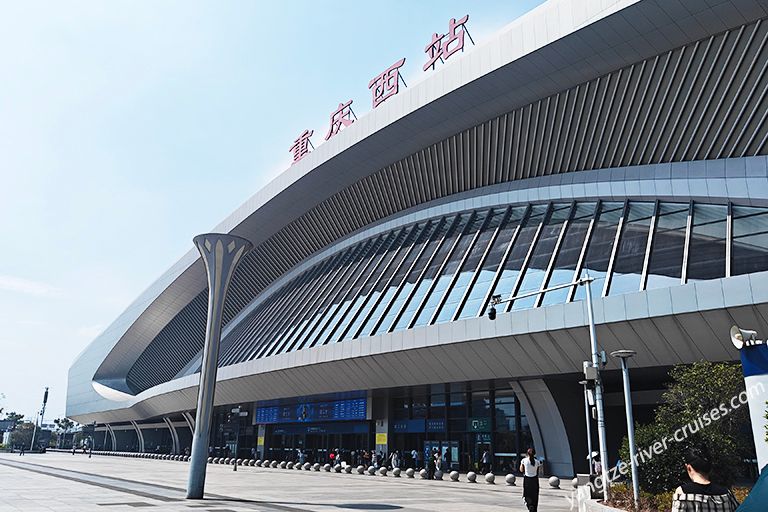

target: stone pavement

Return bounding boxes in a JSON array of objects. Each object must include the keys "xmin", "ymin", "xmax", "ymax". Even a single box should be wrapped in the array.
[{"xmin": 0, "ymin": 452, "xmax": 575, "ymax": 511}]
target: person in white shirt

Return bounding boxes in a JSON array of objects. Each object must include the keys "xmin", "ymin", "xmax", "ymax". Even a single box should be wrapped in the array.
[{"xmin": 519, "ymin": 448, "xmax": 541, "ymax": 512}]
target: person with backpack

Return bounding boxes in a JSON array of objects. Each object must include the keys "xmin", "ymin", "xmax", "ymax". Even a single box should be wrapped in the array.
[{"xmin": 671, "ymin": 447, "xmax": 739, "ymax": 512}]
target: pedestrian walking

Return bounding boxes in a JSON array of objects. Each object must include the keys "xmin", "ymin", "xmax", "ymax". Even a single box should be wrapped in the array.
[
  {"xmin": 427, "ymin": 448, "xmax": 437, "ymax": 479},
  {"xmin": 671, "ymin": 447, "xmax": 739, "ymax": 512},
  {"xmin": 480, "ymin": 449, "xmax": 490, "ymax": 474},
  {"xmin": 520, "ymin": 448, "xmax": 541, "ymax": 512},
  {"xmin": 411, "ymin": 448, "xmax": 419, "ymax": 469},
  {"xmin": 19, "ymin": 445, "xmax": 25, "ymax": 456},
  {"xmin": 390, "ymin": 450, "xmax": 400, "ymax": 469}
]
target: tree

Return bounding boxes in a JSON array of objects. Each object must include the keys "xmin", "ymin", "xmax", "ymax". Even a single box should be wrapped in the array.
[
  {"xmin": 9, "ymin": 422, "xmax": 34, "ymax": 448},
  {"xmin": 619, "ymin": 361, "xmax": 753, "ymax": 495},
  {"xmin": 4, "ymin": 412, "xmax": 24, "ymax": 427},
  {"xmin": 54, "ymin": 417, "xmax": 75, "ymax": 433}
]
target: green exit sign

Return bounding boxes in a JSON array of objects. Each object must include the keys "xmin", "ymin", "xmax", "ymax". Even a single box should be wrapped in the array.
[{"xmin": 468, "ymin": 418, "xmax": 490, "ymax": 432}]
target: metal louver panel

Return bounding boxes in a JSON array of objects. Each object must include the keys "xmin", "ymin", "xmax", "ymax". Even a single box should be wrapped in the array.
[{"xmin": 125, "ymin": 19, "xmax": 768, "ymax": 394}]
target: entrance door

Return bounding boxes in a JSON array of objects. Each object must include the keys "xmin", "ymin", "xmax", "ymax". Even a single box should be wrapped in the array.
[
  {"xmin": 443, "ymin": 440, "xmax": 459, "ymax": 471},
  {"xmin": 424, "ymin": 440, "xmax": 440, "ymax": 470}
]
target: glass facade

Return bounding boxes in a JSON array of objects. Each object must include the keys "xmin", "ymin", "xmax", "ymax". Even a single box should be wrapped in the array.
[
  {"xmin": 215, "ymin": 200, "xmax": 768, "ymax": 367},
  {"xmin": 386, "ymin": 381, "xmax": 532, "ymax": 473}
]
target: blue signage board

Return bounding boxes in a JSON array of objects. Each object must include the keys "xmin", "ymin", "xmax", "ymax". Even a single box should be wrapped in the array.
[
  {"xmin": 256, "ymin": 397, "xmax": 366, "ymax": 424},
  {"xmin": 272, "ymin": 422, "xmax": 370, "ymax": 435},
  {"xmin": 392, "ymin": 419, "xmax": 426, "ymax": 433},
  {"xmin": 426, "ymin": 418, "xmax": 446, "ymax": 432}
]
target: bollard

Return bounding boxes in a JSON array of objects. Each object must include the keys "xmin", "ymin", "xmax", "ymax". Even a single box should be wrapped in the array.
[
  {"xmin": 467, "ymin": 471, "xmax": 477, "ymax": 483},
  {"xmin": 434, "ymin": 469, "xmax": 443, "ymax": 480},
  {"xmin": 505, "ymin": 474, "xmax": 516, "ymax": 486},
  {"xmin": 378, "ymin": 467, "xmax": 387, "ymax": 476},
  {"xmin": 344, "ymin": 465, "xmax": 353, "ymax": 474},
  {"xmin": 548, "ymin": 476, "xmax": 560, "ymax": 488},
  {"xmin": 450, "ymin": 471, "xmax": 460, "ymax": 482},
  {"xmin": 393, "ymin": 467, "xmax": 401, "ymax": 477},
  {"xmin": 419, "ymin": 469, "xmax": 428, "ymax": 479},
  {"xmin": 367, "ymin": 466, "xmax": 376, "ymax": 476},
  {"xmin": 405, "ymin": 468, "xmax": 415, "ymax": 478},
  {"xmin": 356, "ymin": 465, "xmax": 365, "ymax": 474},
  {"xmin": 485, "ymin": 473, "xmax": 495, "ymax": 484}
]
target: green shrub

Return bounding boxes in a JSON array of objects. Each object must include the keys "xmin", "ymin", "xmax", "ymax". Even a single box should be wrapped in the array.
[{"xmin": 618, "ymin": 361, "xmax": 754, "ymax": 495}]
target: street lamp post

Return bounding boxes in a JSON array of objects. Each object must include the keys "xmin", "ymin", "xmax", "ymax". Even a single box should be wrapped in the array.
[
  {"xmin": 611, "ymin": 349, "xmax": 639, "ymax": 507},
  {"xmin": 578, "ymin": 379, "xmax": 594, "ymax": 476},
  {"xmin": 487, "ymin": 276, "xmax": 610, "ymax": 501},
  {"xmin": 186, "ymin": 234, "xmax": 252, "ymax": 500}
]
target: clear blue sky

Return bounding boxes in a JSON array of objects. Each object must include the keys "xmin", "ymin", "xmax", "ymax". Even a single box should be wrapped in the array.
[{"xmin": 0, "ymin": 0, "xmax": 545, "ymax": 422}]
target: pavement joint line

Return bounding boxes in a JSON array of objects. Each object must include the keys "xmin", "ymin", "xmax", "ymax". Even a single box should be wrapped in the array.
[
  {"xmin": 0, "ymin": 458, "xmax": 317, "ymax": 512},
  {"xmin": 0, "ymin": 458, "xmax": 180, "ymax": 502}
]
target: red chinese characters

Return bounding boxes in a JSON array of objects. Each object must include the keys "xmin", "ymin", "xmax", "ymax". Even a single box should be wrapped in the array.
[
  {"xmin": 324, "ymin": 100, "xmax": 356, "ymax": 140},
  {"xmin": 368, "ymin": 58, "xmax": 406, "ymax": 108},
  {"xmin": 423, "ymin": 14, "xmax": 471, "ymax": 71},
  {"xmin": 289, "ymin": 129, "xmax": 314, "ymax": 164}
]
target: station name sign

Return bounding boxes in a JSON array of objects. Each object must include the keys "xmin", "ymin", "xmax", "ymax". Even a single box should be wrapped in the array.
[{"xmin": 289, "ymin": 14, "xmax": 474, "ymax": 164}]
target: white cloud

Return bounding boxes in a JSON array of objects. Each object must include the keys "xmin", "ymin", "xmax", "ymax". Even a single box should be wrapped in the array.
[{"xmin": 0, "ymin": 275, "xmax": 63, "ymax": 298}]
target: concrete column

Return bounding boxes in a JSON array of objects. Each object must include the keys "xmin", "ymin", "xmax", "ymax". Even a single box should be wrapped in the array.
[
  {"xmin": 372, "ymin": 390, "xmax": 389, "ymax": 456},
  {"xmin": 509, "ymin": 379, "xmax": 574, "ymax": 477},
  {"xmin": 105, "ymin": 424, "xmax": 117, "ymax": 451},
  {"xmin": 130, "ymin": 421, "xmax": 145, "ymax": 453},
  {"xmin": 256, "ymin": 424, "xmax": 266, "ymax": 459},
  {"xmin": 164, "ymin": 417, "xmax": 180, "ymax": 455},
  {"xmin": 182, "ymin": 412, "xmax": 195, "ymax": 433}
]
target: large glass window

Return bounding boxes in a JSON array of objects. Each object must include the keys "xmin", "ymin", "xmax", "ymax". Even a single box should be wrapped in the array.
[
  {"xmin": 458, "ymin": 206, "xmax": 527, "ymax": 319},
  {"xmin": 263, "ymin": 245, "xmax": 362, "ymax": 357},
  {"xmin": 687, "ymin": 204, "xmax": 727, "ymax": 281},
  {"xmin": 470, "ymin": 390, "xmax": 491, "ymax": 418},
  {"xmin": 412, "ymin": 387, "xmax": 428, "ymax": 419},
  {"xmin": 732, "ymin": 206, "xmax": 768, "ymax": 275},
  {"xmin": 290, "ymin": 236, "xmax": 388, "ymax": 352},
  {"xmin": 331, "ymin": 231, "xmax": 405, "ymax": 342},
  {"xmin": 433, "ymin": 209, "xmax": 507, "ymax": 323},
  {"xmin": 214, "ymin": 199, "xmax": 768, "ymax": 368},
  {"xmin": 309, "ymin": 231, "xmax": 410, "ymax": 348},
  {"xmin": 540, "ymin": 202, "xmax": 596, "ymax": 306},
  {"xmin": 392, "ymin": 214, "xmax": 469, "ymax": 331},
  {"xmin": 316, "ymin": 232, "xmax": 401, "ymax": 345},
  {"xmin": 378, "ymin": 218, "xmax": 453, "ymax": 333},
  {"xmin": 646, "ymin": 203, "xmax": 689, "ymax": 289},
  {"xmin": 511, "ymin": 203, "xmax": 572, "ymax": 310},
  {"xmin": 344, "ymin": 226, "xmax": 422, "ymax": 339},
  {"xmin": 488, "ymin": 204, "xmax": 549, "ymax": 303},
  {"xmin": 360, "ymin": 221, "xmax": 439, "ymax": 337},
  {"xmin": 413, "ymin": 212, "xmax": 488, "ymax": 327},
  {"xmin": 573, "ymin": 202, "xmax": 623, "ymax": 302},
  {"xmin": 608, "ymin": 202, "xmax": 654, "ymax": 296}
]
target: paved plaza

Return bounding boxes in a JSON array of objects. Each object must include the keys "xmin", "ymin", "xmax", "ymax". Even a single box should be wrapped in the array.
[{"xmin": 0, "ymin": 452, "xmax": 574, "ymax": 511}]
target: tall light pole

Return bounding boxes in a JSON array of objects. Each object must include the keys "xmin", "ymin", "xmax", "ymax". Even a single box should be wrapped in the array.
[
  {"xmin": 186, "ymin": 234, "xmax": 252, "ymax": 500},
  {"xmin": 578, "ymin": 379, "xmax": 594, "ymax": 476},
  {"xmin": 583, "ymin": 278, "xmax": 610, "ymax": 501},
  {"xmin": 611, "ymin": 349, "xmax": 639, "ymax": 507},
  {"xmin": 487, "ymin": 276, "xmax": 610, "ymax": 500},
  {"xmin": 29, "ymin": 387, "xmax": 48, "ymax": 451}
]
